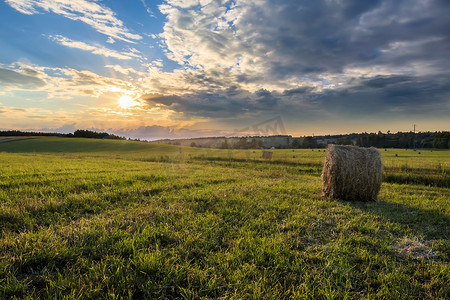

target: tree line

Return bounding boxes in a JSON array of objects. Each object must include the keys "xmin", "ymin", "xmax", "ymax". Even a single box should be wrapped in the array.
[
  {"xmin": 1, "ymin": 130, "xmax": 449, "ymax": 148},
  {"xmin": 352, "ymin": 131, "xmax": 449, "ymax": 149},
  {"xmin": 297, "ymin": 131, "xmax": 449, "ymax": 149},
  {"xmin": 0, "ymin": 130, "xmax": 125, "ymax": 140},
  {"xmin": 225, "ymin": 131, "xmax": 450, "ymax": 149}
]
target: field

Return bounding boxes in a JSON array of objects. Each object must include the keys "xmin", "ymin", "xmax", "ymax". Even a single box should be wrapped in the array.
[{"xmin": 0, "ymin": 137, "xmax": 449, "ymax": 299}]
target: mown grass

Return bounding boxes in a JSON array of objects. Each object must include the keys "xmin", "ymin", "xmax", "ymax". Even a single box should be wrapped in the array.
[{"xmin": 0, "ymin": 137, "xmax": 449, "ymax": 299}]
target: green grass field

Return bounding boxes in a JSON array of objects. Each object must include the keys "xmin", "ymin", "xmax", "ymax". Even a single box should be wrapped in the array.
[{"xmin": 1, "ymin": 137, "xmax": 449, "ymax": 299}]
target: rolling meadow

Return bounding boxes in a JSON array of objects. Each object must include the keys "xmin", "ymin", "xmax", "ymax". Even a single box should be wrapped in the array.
[{"xmin": 0, "ymin": 137, "xmax": 449, "ymax": 299}]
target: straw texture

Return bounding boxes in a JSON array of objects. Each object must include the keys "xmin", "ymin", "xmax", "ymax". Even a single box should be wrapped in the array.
[{"xmin": 321, "ymin": 145, "xmax": 382, "ymax": 201}]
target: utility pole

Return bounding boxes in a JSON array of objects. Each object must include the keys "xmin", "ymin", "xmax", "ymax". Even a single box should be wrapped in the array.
[{"xmin": 413, "ymin": 124, "xmax": 416, "ymax": 149}]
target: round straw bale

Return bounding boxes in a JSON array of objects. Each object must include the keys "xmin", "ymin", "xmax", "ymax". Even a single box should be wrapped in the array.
[
  {"xmin": 262, "ymin": 151, "xmax": 273, "ymax": 159},
  {"xmin": 321, "ymin": 145, "xmax": 382, "ymax": 201}
]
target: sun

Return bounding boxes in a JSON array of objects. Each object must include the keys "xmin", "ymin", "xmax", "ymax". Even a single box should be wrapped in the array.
[{"xmin": 118, "ymin": 95, "xmax": 138, "ymax": 109}]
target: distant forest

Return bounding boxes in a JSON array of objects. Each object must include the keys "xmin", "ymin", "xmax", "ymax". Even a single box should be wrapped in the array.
[
  {"xmin": 1, "ymin": 130, "xmax": 449, "ymax": 149},
  {"xmin": 319, "ymin": 131, "xmax": 450, "ymax": 149},
  {"xmin": 0, "ymin": 129, "xmax": 124, "ymax": 140},
  {"xmin": 223, "ymin": 131, "xmax": 449, "ymax": 149},
  {"xmin": 172, "ymin": 131, "xmax": 450, "ymax": 149}
]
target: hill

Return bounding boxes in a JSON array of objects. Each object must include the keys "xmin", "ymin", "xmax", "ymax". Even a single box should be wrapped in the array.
[{"xmin": 0, "ymin": 136, "xmax": 175, "ymax": 153}]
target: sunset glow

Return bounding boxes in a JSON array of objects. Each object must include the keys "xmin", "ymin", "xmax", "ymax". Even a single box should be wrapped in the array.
[{"xmin": 118, "ymin": 95, "xmax": 139, "ymax": 109}]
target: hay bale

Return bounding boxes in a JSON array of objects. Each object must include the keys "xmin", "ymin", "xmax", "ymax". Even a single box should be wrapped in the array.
[
  {"xmin": 321, "ymin": 145, "xmax": 382, "ymax": 201},
  {"xmin": 262, "ymin": 151, "xmax": 273, "ymax": 159}
]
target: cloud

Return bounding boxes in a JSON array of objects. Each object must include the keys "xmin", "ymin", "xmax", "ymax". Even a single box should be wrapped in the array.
[
  {"xmin": 50, "ymin": 68, "xmax": 139, "ymax": 99},
  {"xmin": 312, "ymin": 74, "xmax": 450, "ymax": 117},
  {"xmin": 140, "ymin": 71, "xmax": 450, "ymax": 122},
  {"xmin": 140, "ymin": 0, "xmax": 156, "ymax": 18},
  {"xmin": 1, "ymin": 62, "xmax": 141, "ymax": 100},
  {"xmin": 121, "ymin": 48, "xmax": 142, "ymax": 59},
  {"xmin": 33, "ymin": 124, "xmax": 228, "ymax": 140},
  {"xmin": 143, "ymin": 87, "xmax": 294, "ymax": 119},
  {"xmin": 0, "ymin": 67, "xmax": 46, "ymax": 89},
  {"xmin": 5, "ymin": 0, "xmax": 141, "ymax": 42},
  {"xmin": 105, "ymin": 65, "xmax": 141, "ymax": 76},
  {"xmin": 121, "ymin": 0, "xmax": 448, "ymax": 125},
  {"xmin": 49, "ymin": 35, "xmax": 137, "ymax": 60},
  {"xmin": 109, "ymin": 125, "xmax": 227, "ymax": 140},
  {"xmin": 156, "ymin": 0, "xmax": 450, "ymax": 92},
  {"xmin": 110, "ymin": 125, "xmax": 175, "ymax": 140},
  {"xmin": 0, "ymin": 105, "xmax": 76, "ymax": 129},
  {"xmin": 362, "ymin": 75, "xmax": 413, "ymax": 88}
]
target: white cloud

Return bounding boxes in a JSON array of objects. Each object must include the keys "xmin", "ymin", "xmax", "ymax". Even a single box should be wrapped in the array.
[
  {"xmin": 156, "ymin": 0, "xmax": 292, "ymax": 92},
  {"xmin": 154, "ymin": 0, "xmax": 450, "ymax": 96},
  {"xmin": 121, "ymin": 47, "xmax": 142, "ymax": 59},
  {"xmin": 151, "ymin": 59, "xmax": 164, "ymax": 67},
  {"xmin": 2, "ymin": 62, "xmax": 140, "ymax": 100},
  {"xmin": 5, "ymin": 0, "xmax": 141, "ymax": 43},
  {"xmin": 106, "ymin": 37, "xmax": 115, "ymax": 44},
  {"xmin": 139, "ymin": 0, "xmax": 156, "ymax": 18},
  {"xmin": 0, "ymin": 66, "xmax": 47, "ymax": 90},
  {"xmin": 49, "ymin": 35, "xmax": 136, "ymax": 60},
  {"xmin": 105, "ymin": 65, "xmax": 141, "ymax": 76}
]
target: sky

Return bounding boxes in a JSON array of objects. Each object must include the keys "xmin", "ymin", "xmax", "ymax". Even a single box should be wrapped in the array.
[{"xmin": 0, "ymin": 0, "xmax": 449, "ymax": 140}]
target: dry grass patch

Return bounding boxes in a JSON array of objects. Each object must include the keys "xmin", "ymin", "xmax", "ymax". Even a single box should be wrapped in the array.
[{"xmin": 394, "ymin": 237, "xmax": 438, "ymax": 261}]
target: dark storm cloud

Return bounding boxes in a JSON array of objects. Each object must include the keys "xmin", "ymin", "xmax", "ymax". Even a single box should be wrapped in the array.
[
  {"xmin": 155, "ymin": 0, "xmax": 450, "ymax": 123},
  {"xmin": 143, "ymin": 94, "xmax": 181, "ymax": 106},
  {"xmin": 363, "ymin": 75, "xmax": 413, "ymax": 88},
  {"xmin": 236, "ymin": 0, "xmax": 450, "ymax": 77},
  {"xmin": 282, "ymin": 87, "xmax": 313, "ymax": 96},
  {"xmin": 0, "ymin": 68, "xmax": 46, "ymax": 89},
  {"xmin": 317, "ymin": 74, "xmax": 450, "ymax": 116},
  {"xmin": 143, "ymin": 88, "xmax": 281, "ymax": 118},
  {"xmin": 143, "ymin": 71, "xmax": 450, "ymax": 120}
]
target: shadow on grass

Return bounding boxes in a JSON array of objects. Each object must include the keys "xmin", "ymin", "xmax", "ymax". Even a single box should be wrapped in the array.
[
  {"xmin": 383, "ymin": 173, "xmax": 450, "ymax": 188},
  {"xmin": 192, "ymin": 156, "xmax": 322, "ymax": 168},
  {"xmin": 347, "ymin": 200, "xmax": 449, "ymax": 241}
]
